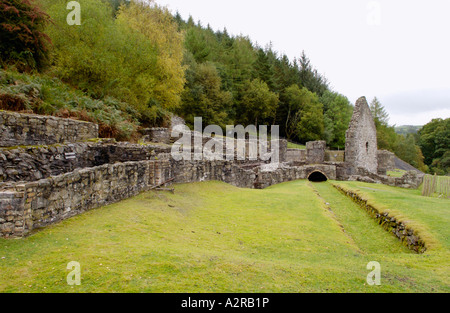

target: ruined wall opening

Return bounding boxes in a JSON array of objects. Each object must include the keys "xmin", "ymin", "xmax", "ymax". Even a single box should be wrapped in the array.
[{"xmin": 308, "ymin": 171, "xmax": 328, "ymax": 182}]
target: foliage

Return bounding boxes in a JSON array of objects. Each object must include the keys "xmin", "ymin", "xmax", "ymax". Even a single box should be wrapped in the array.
[
  {"xmin": 297, "ymin": 51, "xmax": 329, "ymax": 97},
  {"xmin": 184, "ymin": 27, "xmax": 211, "ymax": 64},
  {"xmin": 0, "ymin": 0, "xmax": 52, "ymax": 71},
  {"xmin": 418, "ymin": 118, "xmax": 450, "ymax": 175},
  {"xmin": 0, "ymin": 69, "xmax": 138, "ymax": 140},
  {"xmin": 321, "ymin": 91, "xmax": 353, "ymax": 149},
  {"xmin": 370, "ymin": 97, "xmax": 389, "ymax": 127},
  {"xmin": 116, "ymin": 0, "xmax": 185, "ymax": 111},
  {"xmin": 394, "ymin": 134, "xmax": 428, "ymax": 172},
  {"xmin": 39, "ymin": 0, "xmax": 183, "ymax": 127},
  {"xmin": 286, "ymin": 86, "xmax": 324, "ymax": 142},
  {"xmin": 178, "ymin": 59, "xmax": 232, "ymax": 128},
  {"xmin": 177, "ymin": 16, "xmax": 332, "ymax": 142},
  {"xmin": 2, "ymin": 1, "xmax": 345, "ymax": 142},
  {"xmin": 106, "ymin": 0, "xmax": 129, "ymax": 15},
  {"xmin": 238, "ymin": 78, "xmax": 279, "ymax": 126},
  {"xmin": 283, "ymin": 84, "xmax": 305, "ymax": 140}
]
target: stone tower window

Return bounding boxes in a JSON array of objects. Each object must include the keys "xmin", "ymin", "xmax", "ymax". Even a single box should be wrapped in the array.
[{"xmin": 366, "ymin": 142, "xmax": 369, "ymax": 153}]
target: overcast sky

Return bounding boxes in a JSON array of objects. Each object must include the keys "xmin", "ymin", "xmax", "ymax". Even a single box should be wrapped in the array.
[{"xmin": 156, "ymin": 0, "xmax": 450, "ymax": 126}]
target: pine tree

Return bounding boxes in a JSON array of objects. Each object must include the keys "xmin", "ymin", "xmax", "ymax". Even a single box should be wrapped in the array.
[
  {"xmin": 370, "ymin": 97, "xmax": 389, "ymax": 127},
  {"xmin": 297, "ymin": 51, "xmax": 329, "ymax": 96}
]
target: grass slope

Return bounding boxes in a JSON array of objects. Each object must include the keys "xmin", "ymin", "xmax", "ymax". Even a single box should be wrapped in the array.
[
  {"xmin": 333, "ymin": 181, "xmax": 450, "ymax": 252},
  {"xmin": 0, "ymin": 180, "xmax": 448, "ymax": 293}
]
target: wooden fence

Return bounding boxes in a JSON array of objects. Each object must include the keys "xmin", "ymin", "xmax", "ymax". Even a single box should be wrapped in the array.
[{"xmin": 422, "ymin": 174, "xmax": 450, "ymax": 199}]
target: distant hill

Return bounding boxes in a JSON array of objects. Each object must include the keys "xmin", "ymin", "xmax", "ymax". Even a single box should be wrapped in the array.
[{"xmin": 395, "ymin": 125, "xmax": 422, "ymax": 135}]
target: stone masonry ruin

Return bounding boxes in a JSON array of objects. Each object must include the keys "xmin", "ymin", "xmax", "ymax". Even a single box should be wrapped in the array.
[
  {"xmin": 0, "ymin": 97, "xmax": 424, "ymax": 238},
  {"xmin": 344, "ymin": 97, "xmax": 378, "ymax": 174}
]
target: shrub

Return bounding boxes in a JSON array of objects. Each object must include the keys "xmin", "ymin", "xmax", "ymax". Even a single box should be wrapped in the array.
[{"xmin": 0, "ymin": 0, "xmax": 52, "ymax": 71}]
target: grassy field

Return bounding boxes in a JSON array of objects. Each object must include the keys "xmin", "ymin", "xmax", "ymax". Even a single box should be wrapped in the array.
[
  {"xmin": 287, "ymin": 142, "xmax": 306, "ymax": 150},
  {"xmin": 0, "ymin": 180, "xmax": 448, "ymax": 293}
]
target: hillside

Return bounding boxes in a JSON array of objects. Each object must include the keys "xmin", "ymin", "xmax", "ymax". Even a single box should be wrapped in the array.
[
  {"xmin": 395, "ymin": 125, "xmax": 422, "ymax": 135},
  {"xmin": 0, "ymin": 69, "xmax": 139, "ymax": 140}
]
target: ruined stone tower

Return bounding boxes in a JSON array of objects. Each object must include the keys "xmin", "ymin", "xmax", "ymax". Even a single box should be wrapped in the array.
[{"xmin": 345, "ymin": 96, "xmax": 378, "ymax": 174}]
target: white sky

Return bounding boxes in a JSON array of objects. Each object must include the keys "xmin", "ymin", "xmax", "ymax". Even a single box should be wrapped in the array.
[{"xmin": 156, "ymin": 0, "xmax": 450, "ymax": 126}]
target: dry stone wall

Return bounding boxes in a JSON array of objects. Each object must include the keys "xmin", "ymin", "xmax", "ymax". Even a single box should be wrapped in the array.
[
  {"xmin": 0, "ymin": 160, "xmax": 171, "ymax": 238},
  {"xmin": 0, "ymin": 141, "xmax": 171, "ymax": 183},
  {"xmin": 349, "ymin": 168, "xmax": 424, "ymax": 189},
  {"xmin": 334, "ymin": 184, "xmax": 427, "ymax": 253},
  {"xmin": 170, "ymin": 160, "xmax": 256, "ymax": 189},
  {"xmin": 141, "ymin": 128, "xmax": 171, "ymax": 144},
  {"xmin": 0, "ymin": 111, "xmax": 98, "ymax": 147},
  {"xmin": 286, "ymin": 149, "xmax": 306, "ymax": 163}
]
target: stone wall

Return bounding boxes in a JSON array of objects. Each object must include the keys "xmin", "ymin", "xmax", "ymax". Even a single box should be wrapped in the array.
[
  {"xmin": 286, "ymin": 146, "xmax": 345, "ymax": 164},
  {"xmin": 0, "ymin": 107, "xmax": 427, "ymax": 238},
  {"xmin": 286, "ymin": 149, "xmax": 306, "ymax": 163},
  {"xmin": 0, "ymin": 160, "xmax": 171, "ymax": 238},
  {"xmin": 325, "ymin": 150, "xmax": 345, "ymax": 162},
  {"xmin": 279, "ymin": 139, "xmax": 288, "ymax": 163},
  {"xmin": 0, "ymin": 141, "xmax": 171, "ymax": 183},
  {"xmin": 0, "ymin": 111, "xmax": 98, "ymax": 147},
  {"xmin": 306, "ymin": 141, "xmax": 326, "ymax": 164},
  {"xmin": 255, "ymin": 164, "xmax": 337, "ymax": 189},
  {"xmin": 349, "ymin": 167, "xmax": 424, "ymax": 189},
  {"xmin": 171, "ymin": 129, "xmax": 286, "ymax": 163},
  {"xmin": 377, "ymin": 150, "xmax": 396, "ymax": 175},
  {"xmin": 334, "ymin": 184, "xmax": 427, "ymax": 253},
  {"xmin": 141, "ymin": 128, "xmax": 171, "ymax": 144},
  {"xmin": 0, "ymin": 159, "xmax": 259, "ymax": 237},
  {"xmin": 0, "ymin": 190, "xmax": 27, "ymax": 237},
  {"xmin": 345, "ymin": 97, "xmax": 378, "ymax": 174},
  {"xmin": 170, "ymin": 160, "xmax": 256, "ymax": 189}
]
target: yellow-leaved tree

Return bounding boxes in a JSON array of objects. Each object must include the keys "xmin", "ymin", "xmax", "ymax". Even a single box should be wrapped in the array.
[{"xmin": 116, "ymin": 0, "xmax": 185, "ymax": 113}]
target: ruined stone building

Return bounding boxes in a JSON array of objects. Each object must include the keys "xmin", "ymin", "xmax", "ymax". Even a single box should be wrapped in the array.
[
  {"xmin": 345, "ymin": 97, "xmax": 378, "ymax": 174},
  {"xmin": 0, "ymin": 97, "xmax": 424, "ymax": 237}
]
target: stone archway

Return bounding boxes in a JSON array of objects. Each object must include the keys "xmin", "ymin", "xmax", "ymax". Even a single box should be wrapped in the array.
[{"xmin": 308, "ymin": 171, "xmax": 328, "ymax": 182}]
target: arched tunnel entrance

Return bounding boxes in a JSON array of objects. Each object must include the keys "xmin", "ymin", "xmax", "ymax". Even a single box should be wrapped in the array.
[{"xmin": 308, "ymin": 171, "xmax": 328, "ymax": 182}]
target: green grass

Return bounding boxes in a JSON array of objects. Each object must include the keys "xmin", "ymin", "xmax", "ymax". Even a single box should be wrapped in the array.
[
  {"xmin": 387, "ymin": 169, "xmax": 407, "ymax": 177},
  {"xmin": 0, "ymin": 180, "xmax": 448, "ymax": 292},
  {"xmin": 287, "ymin": 142, "xmax": 306, "ymax": 150},
  {"xmin": 333, "ymin": 181, "xmax": 450, "ymax": 252}
]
